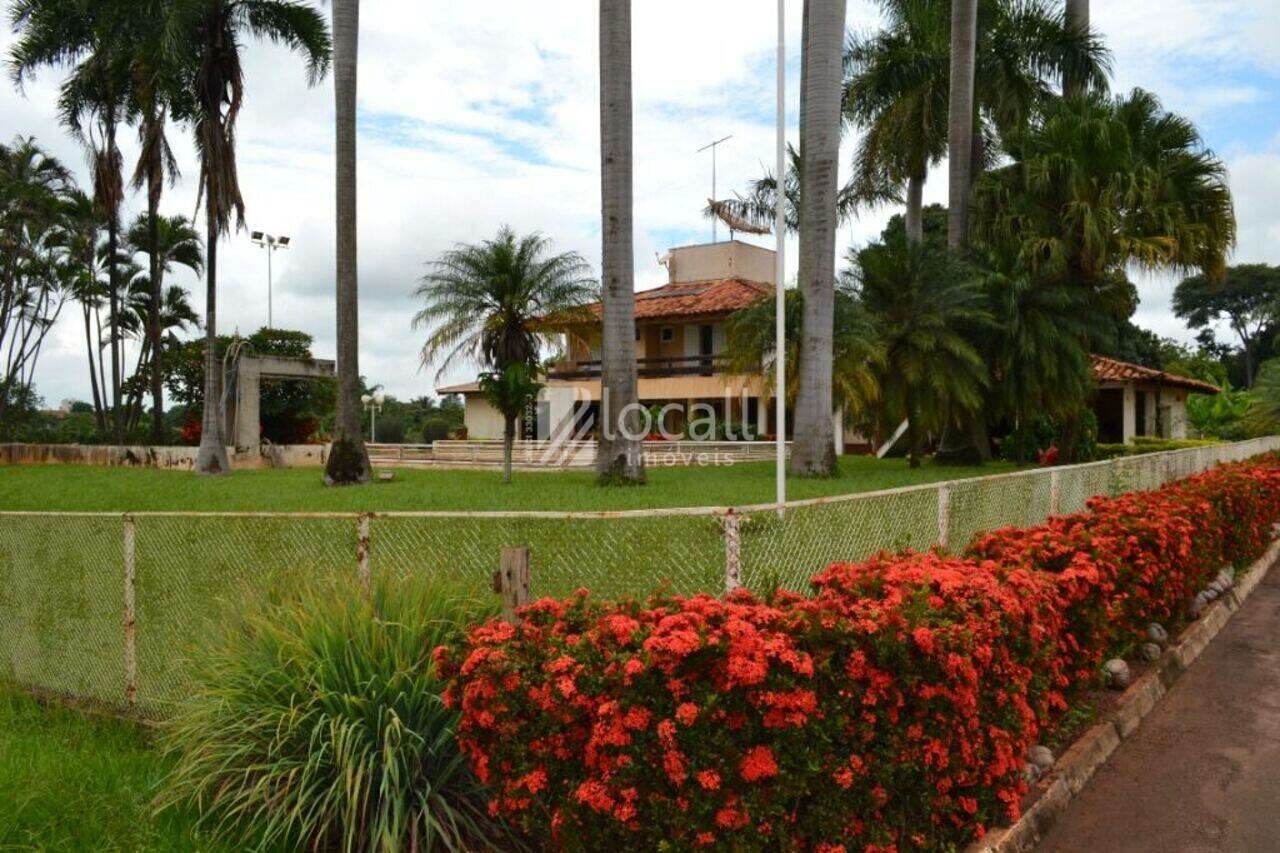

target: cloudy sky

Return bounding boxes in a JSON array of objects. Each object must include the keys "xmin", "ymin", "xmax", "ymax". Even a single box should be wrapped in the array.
[{"xmin": 4, "ymin": 0, "xmax": 1280, "ymax": 407}]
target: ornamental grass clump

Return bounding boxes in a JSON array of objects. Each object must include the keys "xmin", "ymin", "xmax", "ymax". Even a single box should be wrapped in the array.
[{"xmin": 158, "ymin": 572, "xmax": 513, "ymax": 852}]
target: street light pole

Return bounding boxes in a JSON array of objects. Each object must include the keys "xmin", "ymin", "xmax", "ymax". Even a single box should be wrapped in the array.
[
  {"xmin": 775, "ymin": 0, "xmax": 787, "ymax": 514},
  {"xmin": 250, "ymin": 232, "xmax": 291, "ymax": 328}
]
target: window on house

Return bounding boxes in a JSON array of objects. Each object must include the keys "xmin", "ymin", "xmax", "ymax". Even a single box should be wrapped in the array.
[{"xmin": 660, "ymin": 326, "xmax": 675, "ymax": 343}]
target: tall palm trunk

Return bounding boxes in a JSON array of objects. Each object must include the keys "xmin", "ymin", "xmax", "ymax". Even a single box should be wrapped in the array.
[
  {"xmin": 905, "ymin": 171, "xmax": 925, "ymax": 244},
  {"xmin": 105, "ymin": 117, "xmax": 124, "ymax": 445},
  {"xmin": 502, "ymin": 412, "xmax": 516, "ymax": 484},
  {"xmin": 946, "ymin": 0, "xmax": 978, "ymax": 251},
  {"xmin": 596, "ymin": 0, "xmax": 644, "ymax": 484},
  {"xmin": 146, "ymin": 172, "xmax": 165, "ymax": 444},
  {"xmin": 1064, "ymin": 0, "xmax": 1089, "ymax": 98},
  {"xmin": 325, "ymin": 0, "xmax": 372, "ymax": 486},
  {"xmin": 195, "ymin": 196, "xmax": 230, "ymax": 474},
  {"xmin": 82, "ymin": 305, "xmax": 106, "ymax": 431},
  {"xmin": 791, "ymin": 0, "xmax": 847, "ymax": 477}
]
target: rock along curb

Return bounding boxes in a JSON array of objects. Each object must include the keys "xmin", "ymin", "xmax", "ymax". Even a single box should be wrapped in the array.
[{"xmin": 965, "ymin": 536, "xmax": 1280, "ymax": 853}]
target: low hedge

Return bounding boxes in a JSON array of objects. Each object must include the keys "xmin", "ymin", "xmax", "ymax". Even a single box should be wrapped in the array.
[{"xmin": 437, "ymin": 455, "xmax": 1280, "ymax": 852}]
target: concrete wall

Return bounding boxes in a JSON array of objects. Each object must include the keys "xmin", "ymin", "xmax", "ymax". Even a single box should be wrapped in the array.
[
  {"xmin": 464, "ymin": 397, "xmax": 508, "ymax": 440},
  {"xmin": 0, "ymin": 443, "xmax": 328, "ymax": 470},
  {"xmin": 665, "ymin": 241, "xmax": 776, "ymax": 284}
]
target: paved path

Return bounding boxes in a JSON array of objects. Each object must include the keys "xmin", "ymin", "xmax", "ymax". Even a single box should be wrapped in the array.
[{"xmin": 1039, "ymin": 567, "xmax": 1280, "ymax": 852}]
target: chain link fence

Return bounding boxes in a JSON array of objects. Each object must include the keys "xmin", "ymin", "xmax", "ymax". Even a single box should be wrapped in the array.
[{"xmin": 2, "ymin": 437, "xmax": 1278, "ymax": 716}]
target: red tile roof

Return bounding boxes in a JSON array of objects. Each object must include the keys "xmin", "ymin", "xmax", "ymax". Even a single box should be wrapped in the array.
[
  {"xmin": 583, "ymin": 279, "xmax": 772, "ymax": 323},
  {"xmin": 1090, "ymin": 355, "xmax": 1220, "ymax": 395}
]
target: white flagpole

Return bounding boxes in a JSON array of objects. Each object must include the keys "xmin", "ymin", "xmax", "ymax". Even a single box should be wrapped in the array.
[{"xmin": 775, "ymin": 0, "xmax": 787, "ymax": 514}]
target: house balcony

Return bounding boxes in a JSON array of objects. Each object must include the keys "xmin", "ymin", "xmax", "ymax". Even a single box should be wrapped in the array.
[{"xmin": 551, "ymin": 355, "xmax": 729, "ymax": 380}]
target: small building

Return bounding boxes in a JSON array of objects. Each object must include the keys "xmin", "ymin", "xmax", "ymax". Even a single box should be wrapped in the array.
[{"xmin": 1090, "ymin": 355, "xmax": 1218, "ymax": 443}]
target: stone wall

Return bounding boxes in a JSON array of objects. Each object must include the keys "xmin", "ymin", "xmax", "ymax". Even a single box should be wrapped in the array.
[{"xmin": 0, "ymin": 443, "xmax": 328, "ymax": 470}]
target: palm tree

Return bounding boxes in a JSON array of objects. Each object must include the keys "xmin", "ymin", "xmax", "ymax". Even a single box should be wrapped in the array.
[
  {"xmin": 946, "ymin": 0, "xmax": 979, "ymax": 250},
  {"xmin": 980, "ymin": 246, "xmax": 1096, "ymax": 459},
  {"xmin": 0, "ymin": 136, "xmax": 74, "ymax": 431},
  {"xmin": 123, "ymin": 213, "xmax": 201, "ymax": 431},
  {"xmin": 124, "ymin": 0, "xmax": 186, "ymax": 444},
  {"xmin": 854, "ymin": 234, "xmax": 990, "ymax": 466},
  {"xmin": 169, "ymin": 0, "xmax": 331, "ymax": 475},
  {"xmin": 325, "ymin": 0, "xmax": 370, "ymax": 485},
  {"xmin": 974, "ymin": 90, "xmax": 1236, "ymax": 296},
  {"xmin": 791, "ymin": 0, "xmax": 848, "ymax": 477},
  {"xmin": 55, "ymin": 188, "xmax": 108, "ymax": 430},
  {"xmin": 1064, "ymin": 0, "xmax": 1089, "ymax": 97},
  {"xmin": 10, "ymin": 0, "xmax": 133, "ymax": 443},
  {"xmin": 709, "ymin": 144, "xmax": 896, "ymax": 235},
  {"xmin": 844, "ymin": 0, "xmax": 1110, "ymax": 245},
  {"xmin": 723, "ymin": 285, "xmax": 882, "ymax": 423},
  {"xmin": 412, "ymin": 228, "xmax": 598, "ymax": 483},
  {"xmin": 597, "ymin": 0, "xmax": 644, "ymax": 484}
]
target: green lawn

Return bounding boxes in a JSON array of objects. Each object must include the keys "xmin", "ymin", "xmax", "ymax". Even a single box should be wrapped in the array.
[
  {"xmin": 0, "ymin": 455, "xmax": 1022, "ymax": 512},
  {"xmin": 0, "ymin": 689, "xmax": 229, "ymax": 851}
]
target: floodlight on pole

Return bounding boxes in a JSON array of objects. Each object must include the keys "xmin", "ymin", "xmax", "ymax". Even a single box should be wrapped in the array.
[
  {"xmin": 775, "ymin": 0, "xmax": 787, "ymax": 515},
  {"xmin": 250, "ymin": 231, "xmax": 291, "ymax": 328},
  {"xmin": 697, "ymin": 134, "xmax": 733, "ymax": 243},
  {"xmin": 362, "ymin": 387, "xmax": 385, "ymax": 443}
]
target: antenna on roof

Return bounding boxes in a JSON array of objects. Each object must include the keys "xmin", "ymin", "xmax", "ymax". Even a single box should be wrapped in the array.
[{"xmin": 697, "ymin": 135, "xmax": 733, "ymax": 243}]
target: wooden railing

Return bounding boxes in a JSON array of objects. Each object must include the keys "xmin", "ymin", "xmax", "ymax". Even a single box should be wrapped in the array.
[{"xmin": 551, "ymin": 355, "xmax": 728, "ymax": 379}]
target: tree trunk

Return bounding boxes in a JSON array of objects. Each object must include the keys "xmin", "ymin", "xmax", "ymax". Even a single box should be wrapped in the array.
[
  {"xmin": 146, "ymin": 180, "xmax": 165, "ymax": 445},
  {"xmin": 502, "ymin": 412, "xmax": 515, "ymax": 484},
  {"xmin": 1064, "ymin": 0, "xmax": 1090, "ymax": 98},
  {"xmin": 106, "ymin": 168, "xmax": 123, "ymax": 443},
  {"xmin": 946, "ymin": 0, "xmax": 978, "ymax": 251},
  {"xmin": 195, "ymin": 197, "xmax": 231, "ymax": 475},
  {"xmin": 1243, "ymin": 341, "xmax": 1255, "ymax": 388},
  {"xmin": 791, "ymin": 0, "xmax": 846, "ymax": 477},
  {"xmin": 905, "ymin": 171, "xmax": 925, "ymax": 244},
  {"xmin": 324, "ymin": 0, "xmax": 372, "ymax": 486},
  {"xmin": 82, "ymin": 306, "xmax": 105, "ymax": 432},
  {"xmin": 596, "ymin": 0, "xmax": 645, "ymax": 485}
]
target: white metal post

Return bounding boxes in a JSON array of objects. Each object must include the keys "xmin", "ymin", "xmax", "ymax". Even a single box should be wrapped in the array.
[
  {"xmin": 775, "ymin": 0, "xmax": 787, "ymax": 516},
  {"xmin": 123, "ymin": 514, "xmax": 138, "ymax": 708},
  {"xmin": 1049, "ymin": 469, "xmax": 1062, "ymax": 516},
  {"xmin": 936, "ymin": 483, "xmax": 951, "ymax": 548},
  {"xmin": 723, "ymin": 509, "xmax": 742, "ymax": 592}
]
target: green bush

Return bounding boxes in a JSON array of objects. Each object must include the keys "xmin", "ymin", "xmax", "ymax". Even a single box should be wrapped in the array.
[
  {"xmin": 422, "ymin": 417, "xmax": 452, "ymax": 443},
  {"xmin": 159, "ymin": 573, "xmax": 512, "ymax": 852}
]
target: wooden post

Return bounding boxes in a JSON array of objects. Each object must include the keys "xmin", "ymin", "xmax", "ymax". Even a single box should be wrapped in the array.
[
  {"xmin": 936, "ymin": 483, "xmax": 951, "ymax": 549},
  {"xmin": 356, "ymin": 513, "xmax": 371, "ymax": 593},
  {"xmin": 1049, "ymin": 469, "xmax": 1062, "ymax": 516},
  {"xmin": 723, "ymin": 509, "xmax": 742, "ymax": 593},
  {"xmin": 122, "ymin": 514, "xmax": 138, "ymax": 709},
  {"xmin": 493, "ymin": 547, "xmax": 531, "ymax": 623}
]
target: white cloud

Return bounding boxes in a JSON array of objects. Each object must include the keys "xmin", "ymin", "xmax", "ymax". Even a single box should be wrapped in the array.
[{"xmin": 3, "ymin": 0, "xmax": 1278, "ymax": 407}]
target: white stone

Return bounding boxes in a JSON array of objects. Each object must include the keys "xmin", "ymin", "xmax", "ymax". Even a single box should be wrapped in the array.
[
  {"xmin": 1204, "ymin": 587, "xmax": 1220, "ymax": 602},
  {"xmin": 1105, "ymin": 658, "xmax": 1132, "ymax": 690},
  {"xmin": 1141, "ymin": 642, "xmax": 1163, "ymax": 662},
  {"xmin": 1024, "ymin": 763, "xmax": 1042, "ymax": 784},
  {"xmin": 1190, "ymin": 592, "xmax": 1210, "ymax": 619},
  {"xmin": 1146, "ymin": 623, "xmax": 1169, "ymax": 647},
  {"xmin": 1028, "ymin": 745, "xmax": 1055, "ymax": 771}
]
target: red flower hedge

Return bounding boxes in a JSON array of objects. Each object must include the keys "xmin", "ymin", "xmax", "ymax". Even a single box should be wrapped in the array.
[{"xmin": 437, "ymin": 456, "xmax": 1280, "ymax": 852}]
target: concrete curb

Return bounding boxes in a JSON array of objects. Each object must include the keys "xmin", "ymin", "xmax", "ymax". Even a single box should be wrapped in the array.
[{"xmin": 966, "ymin": 537, "xmax": 1280, "ymax": 853}]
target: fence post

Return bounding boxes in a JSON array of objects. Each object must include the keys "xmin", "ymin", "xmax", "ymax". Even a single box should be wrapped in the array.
[
  {"xmin": 494, "ymin": 547, "xmax": 531, "ymax": 623},
  {"xmin": 122, "ymin": 514, "xmax": 138, "ymax": 709},
  {"xmin": 356, "ymin": 513, "xmax": 371, "ymax": 593},
  {"xmin": 723, "ymin": 509, "xmax": 742, "ymax": 593},
  {"xmin": 1049, "ymin": 469, "xmax": 1061, "ymax": 516},
  {"xmin": 936, "ymin": 484, "xmax": 951, "ymax": 549}
]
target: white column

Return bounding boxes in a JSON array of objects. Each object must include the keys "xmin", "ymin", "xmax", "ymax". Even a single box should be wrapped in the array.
[{"xmin": 1122, "ymin": 383, "xmax": 1137, "ymax": 443}]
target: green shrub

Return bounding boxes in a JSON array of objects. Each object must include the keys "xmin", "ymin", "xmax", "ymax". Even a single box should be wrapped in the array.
[
  {"xmin": 422, "ymin": 417, "xmax": 452, "ymax": 443},
  {"xmin": 158, "ymin": 573, "xmax": 512, "ymax": 852}
]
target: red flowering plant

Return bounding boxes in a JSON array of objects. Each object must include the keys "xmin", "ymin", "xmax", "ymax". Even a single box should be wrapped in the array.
[{"xmin": 438, "ymin": 455, "xmax": 1280, "ymax": 852}]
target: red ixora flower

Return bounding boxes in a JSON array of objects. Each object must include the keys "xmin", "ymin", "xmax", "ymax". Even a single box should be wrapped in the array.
[{"xmin": 739, "ymin": 745, "xmax": 779, "ymax": 782}]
